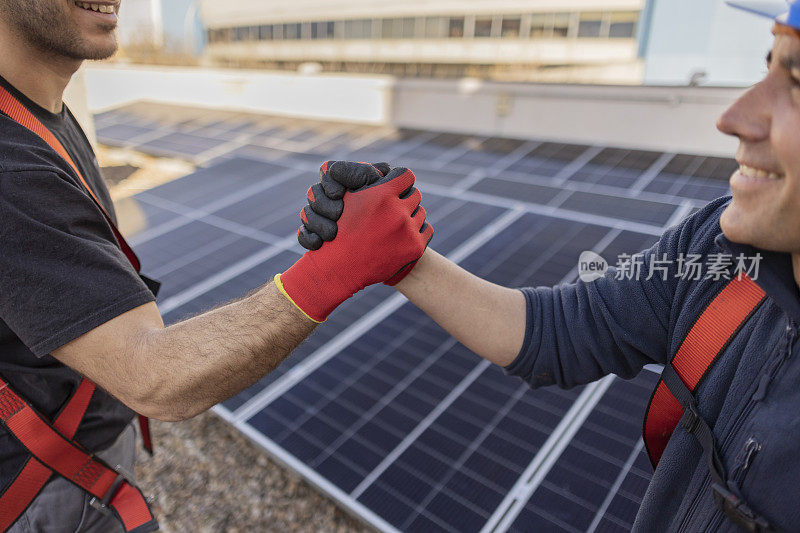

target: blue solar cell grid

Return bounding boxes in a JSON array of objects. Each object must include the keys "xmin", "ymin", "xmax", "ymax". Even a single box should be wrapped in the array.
[
  {"xmin": 96, "ymin": 104, "xmax": 734, "ymax": 532},
  {"xmin": 509, "ymin": 372, "xmax": 660, "ymax": 533}
]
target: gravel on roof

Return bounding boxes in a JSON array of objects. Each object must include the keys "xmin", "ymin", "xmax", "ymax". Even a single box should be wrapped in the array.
[{"xmin": 133, "ymin": 412, "xmax": 372, "ymax": 533}]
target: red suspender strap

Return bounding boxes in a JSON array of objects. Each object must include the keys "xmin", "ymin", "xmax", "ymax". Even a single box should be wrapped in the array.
[
  {"xmin": 0, "ymin": 85, "xmax": 140, "ymax": 271},
  {"xmin": 0, "ymin": 378, "xmax": 157, "ymax": 532},
  {"xmin": 643, "ymin": 274, "xmax": 766, "ymax": 467}
]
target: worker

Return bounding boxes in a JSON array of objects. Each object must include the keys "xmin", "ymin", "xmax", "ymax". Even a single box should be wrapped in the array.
[
  {"xmin": 297, "ymin": 2, "xmax": 800, "ymax": 530},
  {"xmin": 0, "ymin": 2, "xmax": 432, "ymax": 530}
]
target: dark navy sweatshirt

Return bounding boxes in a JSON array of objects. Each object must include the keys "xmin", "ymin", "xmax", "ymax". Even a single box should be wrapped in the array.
[{"xmin": 506, "ymin": 196, "xmax": 800, "ymax": 531}]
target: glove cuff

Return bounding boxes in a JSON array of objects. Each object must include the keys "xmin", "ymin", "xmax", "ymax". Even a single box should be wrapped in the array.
[
  {"xmin": 277, "ymin": 253, "xmax": 355, "ymax": 323},
  {"xmin": 383, "ymin": 259, "xmax": 419, "ymax": 286},
  {"xmin": 274, "ymin": 273, "xmax": 325, "ymax": 323}
]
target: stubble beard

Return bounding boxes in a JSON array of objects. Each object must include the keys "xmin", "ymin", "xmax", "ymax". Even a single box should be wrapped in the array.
[{"xmin": 1, "ymin": 0, "xmax": 118, "ymax": 61}]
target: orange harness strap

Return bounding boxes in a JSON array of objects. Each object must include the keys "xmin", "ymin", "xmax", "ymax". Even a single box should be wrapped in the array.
[
  {"xmin": 0, "ymin": 85, "xmax": 141, "ymax": 270},
  {"xmin": 643, "ymin": 274, "xmax": 766, "ymax": 466}
]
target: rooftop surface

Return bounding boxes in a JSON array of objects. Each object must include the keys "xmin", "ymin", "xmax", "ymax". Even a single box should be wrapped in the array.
[{"xmin": 98, "ymin": 102, "xmax": 733, "ymax": 532}]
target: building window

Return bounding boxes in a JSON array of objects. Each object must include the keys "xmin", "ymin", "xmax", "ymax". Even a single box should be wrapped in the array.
[
  {"xmin": 609, "ymin": 11, "xmax": 638, "ymax": 38},
  {"xmin": 233, "ymin": 26, "xmax": 251, "ymax": 41},
  {"xmin": 382, "ymin": 18, "xmax": 401, "ymax": 39},
  {"xmin": 552, "ymin": 13, "xmax": 571, "ymax": 38},
  {"xmin": 365, "ymin": 19, "xmax": 375, "ymax": 39},
  {"xmin": 474, "ymin": 16, "xmax": 492, "ymax": 38},
  {"xmin": 283, "ymin": 23, "xmax": 300, "ymax": 40},
  {"xmin": 414, "ymin": 16, "xmax": 425, "ymax": 38},
  {"xmin": 213, "ymin": 9, "xmax": 640, "ymax": 45},
  {"xmin": 578, "ymin": 12, "xmax": 603, "ymax": 38},
  {"xmin": 529, "ymin": 14, "xmax": 550, "ymax": 38},
  {"xmin": 312, "ymin": 21, "xmax": 334, "ymax": 39},
  {"xmin": 424, "ymin": 17, "xmax": 446, "ymax": 39},
  {"xmin": 258, "ymin": 25, "xmax": 272, "ymax": 40},
  {"xmin": 344, "ymin": 19, "xmax": 371, "ymax": 39},
  {"xmin": 501, "ymin": 16, "xmax": 521, "ymax": 38},
  {"xmin": 401, "ymin": 17, "xmax": 416, "ymax": 39},
  {"xmin": 448, "ymin": 17, "xmax": 464, "ymax": 38}
]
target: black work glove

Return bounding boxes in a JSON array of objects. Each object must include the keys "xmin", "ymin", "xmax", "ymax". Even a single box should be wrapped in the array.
[{"xmin": 298, "ymin": 161, "xmax": 391, "ymax": 250}]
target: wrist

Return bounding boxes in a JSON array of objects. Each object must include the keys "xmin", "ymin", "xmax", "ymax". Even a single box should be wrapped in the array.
[
  {"xmin": 394, "ymin": 248, "xmax": 435, "ymax": 293},
  {"xmin": 274, "ymin": 272, "xmax": 324, "ymax": 323},
  {"xmin": 277, "ymin": 253, "xmax": 353, "ymax": 322}
]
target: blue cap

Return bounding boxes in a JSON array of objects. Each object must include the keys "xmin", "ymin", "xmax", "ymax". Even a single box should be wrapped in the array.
[{"xmin": 727, "ymin": 1, "xmax": 800, "ymax": 31}]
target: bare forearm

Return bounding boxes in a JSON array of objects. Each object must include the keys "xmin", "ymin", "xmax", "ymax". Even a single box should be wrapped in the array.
[
  {"xmin": 395, "ymin": 249, "xmax": 526, "ymax": 367},
  {"xmin": 134, "ymin": 282, "xmax": 315, "ymax": 421}
]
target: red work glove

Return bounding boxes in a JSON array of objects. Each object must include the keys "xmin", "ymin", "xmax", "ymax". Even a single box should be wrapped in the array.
[{"xmin": 275, "ymin": 161, "xmax": 433, "ymax": 323}]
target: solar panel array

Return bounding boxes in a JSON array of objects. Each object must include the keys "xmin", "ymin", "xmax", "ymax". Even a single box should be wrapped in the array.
[{"xmin": 95, "ymin": 103, "xmax": 732, "ymax": 533}]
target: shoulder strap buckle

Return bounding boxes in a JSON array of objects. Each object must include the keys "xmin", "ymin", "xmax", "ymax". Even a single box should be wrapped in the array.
[
  {"xmin": 88, "ymin": 464, "xmax": 136, "ymax": 515},
  {"xmin": 680, "ymin": 399, "xmax": 701, "ymax": 434},
  {"xmin": 712, "ymin": 483, "xmax": 774, "ymax": 532}
]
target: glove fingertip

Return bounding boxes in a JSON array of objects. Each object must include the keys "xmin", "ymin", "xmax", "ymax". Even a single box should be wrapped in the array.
[
  {"xmin": 382, "ymin": 167, "xmax": 416, "ymax": 195},
  {"xmin": 328, "ymin": 161, "xmax": 385, "ymax": 191},
  {"xmin": 423, "ymin": 223, "xmax": 434, "ymax": 244},
  {"xmin": 309, "ymin": 183, "xmax": 342, "ymax": 219},
  {"xmin": 321, "ymin": 172, "xmax": 346, "ymax": 200},
  {"xmin": 386, "ymin": 166, "xmax": 412, "ymax": 178},
  {"xmin": 372, "ymin": 162, "xmax": 391, "ymax": 177},
  {"xmin": 298, "ymin": 226, "xmax": 323, "ymax": 250},
  {"xmin": 399, "ymin": 185, "xmax": 416, "ymax": 200}
]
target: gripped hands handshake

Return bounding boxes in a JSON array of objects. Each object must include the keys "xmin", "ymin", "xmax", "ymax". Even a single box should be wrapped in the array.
[{"xmin": 275, "ymin": 161, "xmax": 434, "ymax": 322}]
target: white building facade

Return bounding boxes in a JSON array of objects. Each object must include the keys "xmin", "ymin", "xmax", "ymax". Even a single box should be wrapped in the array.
[{"xmin": 199, "ymin": 0, "xmax": 645, "ymax": 83}]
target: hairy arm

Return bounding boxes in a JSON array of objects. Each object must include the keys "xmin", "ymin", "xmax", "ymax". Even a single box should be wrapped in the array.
[
  {"xmin": 52, "ymin": 281, "xmax": 315, "ymax": 422},
  {"xmin": 395, "ymin": 249, "xmax": 527, "ymax": 367}
]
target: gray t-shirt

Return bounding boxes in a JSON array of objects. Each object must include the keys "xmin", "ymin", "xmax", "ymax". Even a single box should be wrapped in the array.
[{"xmin": 0, "ymin": 75, "xmax": 155, "ymax": 490}]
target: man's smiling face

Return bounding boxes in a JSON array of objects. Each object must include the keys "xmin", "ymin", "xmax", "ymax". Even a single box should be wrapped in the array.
[
  {"xmin": 0, "ymin": 0, "xmax": 121, "ymax": 61},
  {"xmin": 719, "ymin": 29, "xmax": 800, "ymax": 252}
]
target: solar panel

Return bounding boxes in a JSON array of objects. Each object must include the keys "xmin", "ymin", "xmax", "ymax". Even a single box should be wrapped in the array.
[
  {"xmin": 96, "ymin": 123, "xmax": 158, "ymax": 146},
  {"xmin": 557, "ymin": 191, "xmax": 678, "ymax": 226},
  {"xmin": 568, "ymin": 148, "xmax": 663, "ymax": 189},
  {"xmin": 96, "ymin": 104, "xmax": 732, "ymax": 532},
  {"xmin": 136, "ymin": 131, "xmax": 229, "ymax": 158},
  {"xmin": 505, "ymin": 142, "xmax": 592, "ymax": 178},
  {"xmin": 643, "ymin": 154, "xmax": 733, "ymax": 201},
  {"xmin": 449, "ymin": 137, "xmax": 529, "ymax": 169},
  {"xmin": 506, "ymin": 372, "xmax": 659, "ymax": 533},
  {"xmin": 469, "ymin": 178, "xmax": 565, "ymax": 205}
]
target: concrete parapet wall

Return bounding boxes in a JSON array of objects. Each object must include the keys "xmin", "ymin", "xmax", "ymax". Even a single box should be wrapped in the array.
[
  {"xmin": 392, "ymin": 78, "xmax": 742, "ymax": 156},
  {"xmin": 84, "ymin": 64, "xmax": 393, "ymax": 124},
  {"xmin": 85, "ymin": 64, "xmax": 743, "ymax": 156}
]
